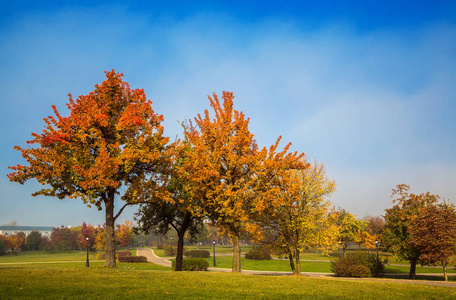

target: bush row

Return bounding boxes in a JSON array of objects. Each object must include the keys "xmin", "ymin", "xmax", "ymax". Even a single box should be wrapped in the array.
[
  {"xmin": 330, "ymin": 253, "xmax": 387, "ymax": 278},
  {"xmin": 172, "ymin": 258, "xmax": 209, "ymax": 271},
  {"xmin": 118, "ymin": 255, "xmax": 148, "ymax": 263},
  {"xmin": 245, "ymin": 246, "xmax": 272, "ymax": 260}
]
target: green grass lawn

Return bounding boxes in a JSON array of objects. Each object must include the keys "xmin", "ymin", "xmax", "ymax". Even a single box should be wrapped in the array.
[
  {"xmin": 2, "ymin": 249, "xmax": 454, "ymax": 276},
  {"xmin": 0, "ymin": 250, "xmax": 99, "ymax": 262},
  {"xmin": 1, "ymin": 268, "xmax": 455, "ymax": 299},
  {"xmin": 208, "ymin": 256, "xmax": 333, "ymax": 273},
  {"xmin": 1, "ymin": 250, "xmax": 456, "ymax": 299}
]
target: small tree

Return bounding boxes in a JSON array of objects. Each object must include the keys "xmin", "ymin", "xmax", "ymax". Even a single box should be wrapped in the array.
[
  {"xmin": 0, "ymin": 236, "xmax": 6, "ymax": 255},
  {"xmin": 363, "ymin": 215, "xmax": 385, "ymax": 236},
  {"xmin": 9, "ymin": 232, "xmax": 26, "ymax": 254},
  {"xmin": 333, "ymin": 208, "xmax": 367, "ymax": 256},
  {"xmin": 257, "ymin": 161, "xmax": 336, "ymax": 275},
  {"xmin": 94, "ymin": 226, "xmax": 105, "ymax": 251},
  {"xmin": 50, "ymin": 226, "xmax": 78, "ymax": 251},
  {"xmin": 411, "ymin": 202, "xmax": 456, "ymax": 281},
  {"xmin": 381, "ymin": 184, "xmax": 438, "ymax": 279},
  {"xmin": 27, "ymin": 231, "xmax": 43, "ymax": 251},
  {"xmin": 78, "ymin": 222, "xmax": 96, "ymax": 250},
  {"xmin": 116, "ymin": 221, "xmax": 134, "ymax": 248}
]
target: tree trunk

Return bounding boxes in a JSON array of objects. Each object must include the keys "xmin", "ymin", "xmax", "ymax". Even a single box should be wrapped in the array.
[
  {"xmin": 288, "ymin": 250, "xmax": 296, "ymax": 274},
  {"xmin": 104, "ymin": 193, "xmax": 116, "ymax": 268},
  {"xmin": 443, "ymin": 263, "xmax": 448, "ymax": 282},
  {"xmin": 295, "ymin": 248, "xmax": 301, "ymax": 276},
  {"xmin": 175, "ymin": 230, "xmax": 186, "ymax": 271},
  {"xmin": 232, "ymin": 233, "xmax": 241, "ymax": 273},
  {"xmin": 409, "ymin": 258, "xmax": 417, "ymax": 279}
]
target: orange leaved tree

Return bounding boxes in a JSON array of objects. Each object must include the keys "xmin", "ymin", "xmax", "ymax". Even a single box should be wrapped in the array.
[
  {"xmin": 184, "ymin": 91, "xmax": 305, "ymax": 272},
  {"xmin": 116, "ymin": 220, "xmax": 134, "ymax": 248},
  {"xmin": 7, "ymin": 70, "xmax": 170, "ymax": 267},
  {"xmin": 410, "ymin": 202, "xmax": 456, "ymax": 281},
  {"xmin": 381, "ymin": 184, "xmax": 439, "ymax": 279}
]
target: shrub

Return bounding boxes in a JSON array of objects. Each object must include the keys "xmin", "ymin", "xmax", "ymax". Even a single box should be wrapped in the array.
[
  {"xmin": 245, "ymin": 246, "xmax": 272, "ymax": 260},
  {"xmin": 331, "ymin": 252, "xmax": 387, "ymax": 278},
  {"xmin": 118, "ymin": 256, "xmax": 148, "ymax": 263},
  {"xmin": 172, "ymin": 258, "xmax": 209, "ymax": 271},
  {"xmin": 185, "ymin": 250, "xmax": 210, "ymax": 258}
]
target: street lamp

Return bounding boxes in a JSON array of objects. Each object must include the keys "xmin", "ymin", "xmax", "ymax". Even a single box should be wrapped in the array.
[
  {"xmin": 86, "ymin": 237, "xmax": 90, "ymax": 267},
  {"xmin": 375, "ymin": 240, "xmax": 380, "ymax": 262},
  {"xmin": 170, "ymin": 236, "xmax": 173, "ymax": 256},
  {"xmin": 338, "ymin": 240, "xmax": 342, "ymax": 257},
  {"xmin": 212, "ymin": 241, "xmax": 216, "ymax": 267}
]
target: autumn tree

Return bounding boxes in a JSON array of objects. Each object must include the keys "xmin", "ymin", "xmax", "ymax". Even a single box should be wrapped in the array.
[
  {"xmin": 410, "ymin": 202, "xmax": 456, "ymax": 281},
  {"xmin": 363, "ymin": 215, "xmax": 385, "ymax": 236},
  {"xmin": 27, "ymin": 231, "xmax": 43, "ymax": 251},
  {"xmin": 116, "ymin": 221, "xmax": 134, "ymax": 248},
  {"xmin": 257, "ymin": 161, "xmax": 336, "ymax": 275},
  {"xmin": 381, "ymin": 184, "xmax": 439, "ymax": 279},
  {"xmin": 7, "ymin": 70, "xmax": 170, "ymax": 267},
  {"xmin": 0, "ymin": 234, "xmax": 9, "ymax": 250},
  {"xmin": 50, "ymin": 226, "xmax": 78, "ymax": 251},
  {"xmin": 78, "ymin": 222, "xmax": 96, "ymax": 249},
  {"xmin": 94, "ymin": 226, "xmax": 105, "ymax": 251},
  {"xmin": 9, "ymin": 232, "xmax": 26, "ymax": 254},
  {"xmin": 333, "ymin": 208, "xmax": 367, "ymax": 256},
  {"xmin": 0, "ymin": 236, "xmax": 5, "ymax": 255},
  {"xmin": 183, "ymin": 92, "xmax": 305, "ymax": 272}
]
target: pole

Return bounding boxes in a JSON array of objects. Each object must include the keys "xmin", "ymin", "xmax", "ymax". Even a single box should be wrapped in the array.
[
  {"xmin": 86, "ymin": 237, "xmax": 90, "ymax": 267},
  {"xmin": 213, "ymin": 241, "xmax": 216, "ymax": 267},
  {"xmin": 170, "ymin": 236, "xmax": 173, "ymax": 256},
  {"xmin": 375, "ymin": 240, "xmax": 379, "ymax": 262}
]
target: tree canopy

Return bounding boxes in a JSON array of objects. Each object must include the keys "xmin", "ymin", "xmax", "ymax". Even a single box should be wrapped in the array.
[
  {"xmin": 8, "ymin": 70, "xmax": 170, "ymax": 267},
  {"xmin": 183, "ymin": 91, "xmax": 306, "ymax": 272},
  {"xmin": 381, "ymin": 184, "xmax": 439, "ymax": 279}
]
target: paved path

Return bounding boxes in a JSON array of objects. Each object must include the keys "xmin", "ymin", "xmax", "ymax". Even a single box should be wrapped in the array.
[
  {"xmin": 137, "ymin": 248, "xmax": 172, "ymax": 267},
  {"xmin": 136, "ymin": 248, "xmax": 456, "ymax": 288}
]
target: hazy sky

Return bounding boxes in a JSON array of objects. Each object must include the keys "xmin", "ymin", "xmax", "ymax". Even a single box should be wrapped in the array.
[{"xmin": 1, "ymin": 1, "xmax": 455, "ymax": 227}]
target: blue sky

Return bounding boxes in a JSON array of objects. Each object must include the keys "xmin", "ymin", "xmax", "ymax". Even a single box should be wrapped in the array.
[{"xmin": 1, "ymin": 1, "xmax": 455, "ymax": 227}]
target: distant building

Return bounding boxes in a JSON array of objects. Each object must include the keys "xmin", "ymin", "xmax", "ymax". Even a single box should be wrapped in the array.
[{"xmin": 0, "ymin": 226, "xmax": 53, "ymax": 238}]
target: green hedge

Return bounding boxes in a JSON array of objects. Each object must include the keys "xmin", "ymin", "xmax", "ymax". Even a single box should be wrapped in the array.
[
  {"xmin": 172, "ymin": 258, "xmax": 209, "ymax": 271},
  {"xmin": 118, "ymin": 256, "xmax": 148, "ymax": 263},
  {"xmin": 185, "ymin": 250, "xmax": 210, "ymax": 258}
]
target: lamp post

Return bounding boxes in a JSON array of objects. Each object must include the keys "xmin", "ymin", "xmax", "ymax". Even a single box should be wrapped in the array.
[
  {"xmin": 85, "ymin": 237, "xmax": 90, "ymax": 267},
  {"xmin": 375, "ymin": 240, "xmax": 380, "ymax": 262},
  {"xmin": 338, "ymin": 240, "xmax": 342, "ymax": 257},
  {"xmin": 170, "ymin": 236, "xmax": 173, "ymax": 256},
  {"xmin": 212, "ymin": 241, "xmax": 216, "ymax": 267}
]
